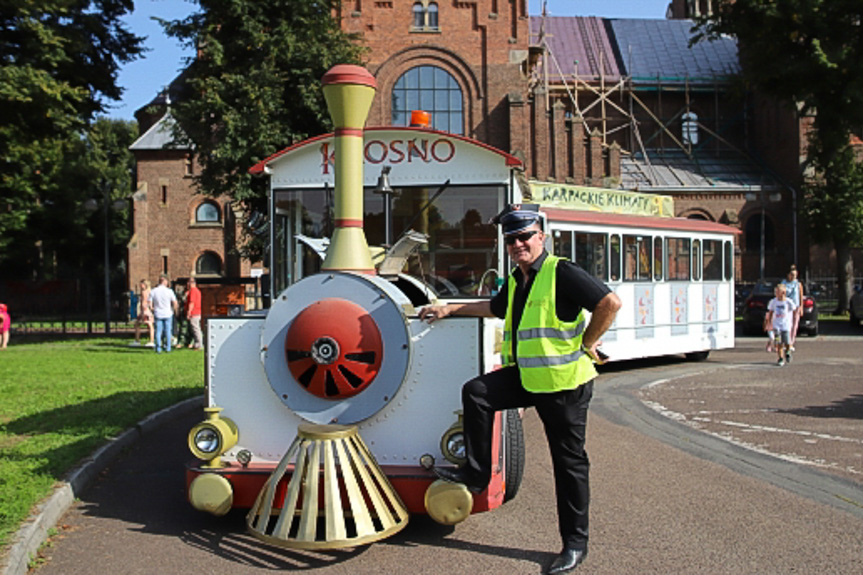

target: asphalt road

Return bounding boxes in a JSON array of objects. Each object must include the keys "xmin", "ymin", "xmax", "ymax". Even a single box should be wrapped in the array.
[{"xmin": 34, "ymin": 329, "xmax": 863, "ymax": 574}]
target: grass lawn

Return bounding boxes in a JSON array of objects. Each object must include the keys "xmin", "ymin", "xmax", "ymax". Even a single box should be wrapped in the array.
[{"xmin": 0, "ymin": 338, "xmax": 204, "ymax": 550}]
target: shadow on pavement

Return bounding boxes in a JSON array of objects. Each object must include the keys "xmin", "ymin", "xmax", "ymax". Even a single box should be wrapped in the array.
[{"xmin": 778, "ymin": 394, "xmax": 863, "ymax": 420}]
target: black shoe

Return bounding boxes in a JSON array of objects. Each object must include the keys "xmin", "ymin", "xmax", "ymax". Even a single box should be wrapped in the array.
[
  {"xmin": 432, "ymin": 466, "xmax": 485, "ymax": 493},
  {"xmin": 545, "ymin": 547, "xmax": 588, "ymax": 574}
]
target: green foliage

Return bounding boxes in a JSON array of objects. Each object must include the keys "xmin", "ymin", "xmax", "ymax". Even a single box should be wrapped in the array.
[
  {"xmin": 695, "ymin": 0, "xmax": 863, "ymax": 249},
  {"xmin": 0, "ymin": 338, "xmax": 204, "ymax": 549},
  {"xmin": 0, "ymin": 118, "xmax": 138, "ymax": 283},
  {"xmin": 803, "ymin": 145, "xmax": 863, "ymax": 246},
  {"xmin": 160, "ymin": 0, "xmax": 366, "ymax": 259},
  {"xmin": 0, "ymin": 1, "xmax": 144, "ymax": 277},
  {"xmin": 696, "ymin": 1, "xmax": 863, "ymax": 158}
]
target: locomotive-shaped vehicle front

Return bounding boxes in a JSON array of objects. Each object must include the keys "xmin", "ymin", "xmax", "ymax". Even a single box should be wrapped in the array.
[{"xmin": 185, "ymin": 65, "xmax": 526, "ymax": 549}]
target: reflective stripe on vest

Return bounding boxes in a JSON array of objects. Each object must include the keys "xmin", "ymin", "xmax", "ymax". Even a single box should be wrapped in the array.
[{"xmin": 501, "ymin": 255, "xmax": 597, "ymax": 392}]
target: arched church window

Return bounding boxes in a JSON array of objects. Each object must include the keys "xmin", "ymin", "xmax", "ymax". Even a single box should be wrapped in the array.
[
  {"xmin": 682, "ymin": 111, "xmax": 699, "ymax": 146},
  {"xmin": 392, "ymin": 65, "xmax": 463, "ymax": 134},
  {"xmin": 195, "ymin": 201, "xmax": 221, "ymax": 224},
  {"xmin": 196, "ymin": 251, "xmax": 222, "ymax": 276},
  {"xmin": 411, "ymin": 1, "xmax": 440, "ymax": 31}
]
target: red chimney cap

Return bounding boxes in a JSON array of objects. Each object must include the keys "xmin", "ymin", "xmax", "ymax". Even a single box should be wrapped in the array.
[{"xmin": 321, "ymin": 65, "xmax": 377, "ymax": 89}]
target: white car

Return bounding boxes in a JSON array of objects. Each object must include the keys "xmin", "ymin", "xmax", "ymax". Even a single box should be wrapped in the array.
[{"xmin": 850, "ymin": 286, "xmax": 863, "ymax": 327}]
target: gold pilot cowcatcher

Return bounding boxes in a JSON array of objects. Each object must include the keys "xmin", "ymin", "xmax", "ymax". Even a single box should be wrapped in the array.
[{"xmin": 246, "ymin": 423, "xmax": 409, "ymax": 549}]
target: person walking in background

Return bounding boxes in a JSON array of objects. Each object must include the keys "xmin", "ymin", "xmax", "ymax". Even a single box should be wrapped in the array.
[
  {"xmin": 173, "ymin": 283, "xmax": 187, "ymax": 348},
  {"xmin": 131, "ymin": 279, "xmax": 154, "ymax": 347},
  {"xmin": 186, "ymin": 277, "xmax": 203, "ymax": 350},
  {"xmin": 149, "ymin": 275, "xmax": 178, "ymax": 354},
  {"xmin": 765, "ymin": 283, "xmax": 796, "ymax": 366},
  {"xmin": 418, "ymin": 204, "xmax": 621, "ymax": 574},
  {"xmin": 0, "ymin": 303, "xmax": 10, "ymax": 349},
  {"xmin": 781, "ymin": 265, "xmax": 803, "ymax": 349}
]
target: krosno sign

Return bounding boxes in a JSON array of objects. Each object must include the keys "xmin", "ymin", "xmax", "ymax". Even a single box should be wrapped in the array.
[
  {"xmin": 533, "ymin": 181, "xmax": 675, "ymax": 218},
  {"xmin": 319, "ymin": 137, "xmax": 457, "ymax": 174},
  {"xmin": 255, "ymin": 128, "xmax": 520, "ymax": 187}
]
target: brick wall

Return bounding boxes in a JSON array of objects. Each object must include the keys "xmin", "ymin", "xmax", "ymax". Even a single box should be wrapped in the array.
[
  {"xmin": 340, "ymin": 0, "xmax": 529, "ymax": 154},
  {"xmin": 128, "ymin": 149, "xmax": 237, "ymax": 290}
]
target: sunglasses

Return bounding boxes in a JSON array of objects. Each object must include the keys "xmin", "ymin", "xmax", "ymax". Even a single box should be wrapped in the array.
[{"xmin": 504, "ymin": 230, "xmax": 540, "ymax": 245}]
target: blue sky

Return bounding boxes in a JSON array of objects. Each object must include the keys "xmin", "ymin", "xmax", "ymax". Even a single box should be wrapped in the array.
[{"xmin": 106, "ymin": 0, "xmax": 671, "ymax": 121}]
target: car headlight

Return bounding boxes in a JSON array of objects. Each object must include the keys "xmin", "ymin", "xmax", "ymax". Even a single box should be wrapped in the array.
[{"xmin": 188, "ymin": 407, "xmax": 238, "ymax": 467}]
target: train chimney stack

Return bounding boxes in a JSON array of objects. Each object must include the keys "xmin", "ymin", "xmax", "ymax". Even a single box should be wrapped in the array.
[{"xmin": 320, "ymin": 65, "xmax": 377, "ymax": 274}]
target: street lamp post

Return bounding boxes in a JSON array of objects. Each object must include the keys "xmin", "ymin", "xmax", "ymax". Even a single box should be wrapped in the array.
[
  {"xmin": 746, "ymin": 187, "xmax": 783, "ymax": 279},
  {"xmin": 85, "ymin": 180, "xmax": 127, "ymax": 335}
]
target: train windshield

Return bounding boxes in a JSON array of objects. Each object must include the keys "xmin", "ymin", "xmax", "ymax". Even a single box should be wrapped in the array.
[{"xmin": 272, "ymin": 185, "xmax": 504, "ymax": 298}]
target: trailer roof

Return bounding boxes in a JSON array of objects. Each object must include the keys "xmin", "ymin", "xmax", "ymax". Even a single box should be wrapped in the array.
[{"xmin": 541, "ymin": 206, "xmax": 740, "ymax": 235}]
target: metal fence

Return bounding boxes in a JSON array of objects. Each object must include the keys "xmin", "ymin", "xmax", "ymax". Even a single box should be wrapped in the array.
[{"xmin": 805, "ymin": 275, "xmax": 863, "ymax": 313}]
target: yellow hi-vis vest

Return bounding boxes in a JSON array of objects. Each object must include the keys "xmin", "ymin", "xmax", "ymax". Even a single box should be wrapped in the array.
[{"xmin": 501, "ymin": 255, "xmax": 597, "ymax": 392}]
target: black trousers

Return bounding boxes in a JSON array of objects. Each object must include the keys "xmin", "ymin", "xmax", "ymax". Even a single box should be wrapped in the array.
[{"xmin": 461, "ymin": 365, "xmax": 593, "ymax": 550}]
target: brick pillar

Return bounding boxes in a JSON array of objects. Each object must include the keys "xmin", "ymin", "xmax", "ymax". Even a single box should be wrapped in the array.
[
  {"xmin": 589, "ymin": 128, "xmax": 603, "ymax": 185},
  {"xmin": 551, "ymin": 99, "xmax": 566, "ymax": 182},
  {"xmin": 570, "ymin": 114, "xmax": 586, "ymax": 184},
  {"xmin": 508, "ymin": 92, "xmax": 528, "ymax": 166},
  {"xmin": 532, "ymin": 88, "xmax": 549, "ymax": 180},
  {"xmin": 609, "ymin": 141, "xmax": 621, "ymax": 182}
]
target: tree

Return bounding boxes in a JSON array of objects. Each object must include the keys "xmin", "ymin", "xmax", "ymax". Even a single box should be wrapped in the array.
[
  {"xmin": 2, "ymin": 118, "xmax": 136, "ymax": 294},
  {"xmin": 160, "ymin": 0, "xmax": 366, "ymax": 261},
  {"xmin": 695, "ymin": 0, "xmax": 863, "ymax": 311},
  {"xmin": 0, "ymin": 0, "xmax": 144, "ymax": 276}
]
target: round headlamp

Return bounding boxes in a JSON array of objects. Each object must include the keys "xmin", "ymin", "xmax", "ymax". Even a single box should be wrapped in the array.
[
  {"xmin": 188, "ymin": 407, "xmax": 238, "ymax": 465},
  {"xmin": 445, "ymin": 432, "xmax": 466, "ymax": 461},
  {"xmin": 194, "ymin": 427, "xmax": 220, "ymax": 454},
  {"xmin": 440, "ymin": 412, "xmax": 467, "ymax": 465}
]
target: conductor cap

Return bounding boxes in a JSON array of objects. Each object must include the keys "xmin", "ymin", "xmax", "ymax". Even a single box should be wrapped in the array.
[{"xmin": 491, "ymin": 204, "xmax": 542, "ymax": 235}]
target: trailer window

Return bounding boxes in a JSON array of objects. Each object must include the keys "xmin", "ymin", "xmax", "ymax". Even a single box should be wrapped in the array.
[
  {"xmin": 624, "ymin": 235, "xmax": 652, "ymax": 281},
  {"xmin": 609, "ymin": 234, "xmax": 621, "ymax": 282},
  {"xmin": 666, "ymin": 237, "xmax": 691, "ymax": 281},
  {"xmin": 575, "ymin": 233, "xmax": 608, "ymax": 281},
  {"xmin": 724, "ymin": 240, "xmax": 733, "ymax": 281},
  {"xmin": 653, "ymin": 237, "xmax": 663, "ymax": 281},
  {"xmin": 703, "ymin": 239, "xmax": 722, "ymax": 281},
  {"xmin": 553, "ymin": 230, "xmax": 573, "ymax": 260},
  {"xmin": 692, "ymin": 240, "xmax": 702, "ymax": 281}
]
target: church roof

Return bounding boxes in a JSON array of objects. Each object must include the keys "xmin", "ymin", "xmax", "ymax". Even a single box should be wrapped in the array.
[
  {"xmin": 530, "ymin": 16, "xmax": 622, "ymax": 82},
  {"xmin": 620, "ymin": 150, "xmax": 779, "ymax": 193},
  {"xmin": 530, "ymin": 16, "xmax": 739, "ymax": 86},
  {"xmin": 129, "ymin": 113, "xmax": 191, "ymax": 151},
  {"xmin": 608, "ymin": 18, "xmax": 739, "ymax": 85}
]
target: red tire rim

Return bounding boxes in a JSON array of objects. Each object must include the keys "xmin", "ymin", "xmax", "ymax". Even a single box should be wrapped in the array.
[{"xmin": 285, "ymin": 299, "xmax": 383, "ymax": 399}]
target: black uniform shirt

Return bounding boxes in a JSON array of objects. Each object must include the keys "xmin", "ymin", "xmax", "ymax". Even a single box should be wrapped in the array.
[{"xmin": 490, "ymin": 251, "xmax": 612, "ymax": 361}]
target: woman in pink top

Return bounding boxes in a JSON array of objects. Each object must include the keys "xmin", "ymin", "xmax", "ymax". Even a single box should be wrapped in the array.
[{"xmin": 0, "ymin": 303, "xmax": 10, "ymax": 349}]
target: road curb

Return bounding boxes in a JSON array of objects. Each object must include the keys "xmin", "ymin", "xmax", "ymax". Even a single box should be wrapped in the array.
[{"xmin": 1, "ymin": 395, "xmax": 204, "ymax": 575}]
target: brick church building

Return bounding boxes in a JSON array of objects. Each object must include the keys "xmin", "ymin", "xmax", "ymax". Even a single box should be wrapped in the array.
[{"xmin": 128, "ymin": 0, "xmax": 834, "ymax": 296}]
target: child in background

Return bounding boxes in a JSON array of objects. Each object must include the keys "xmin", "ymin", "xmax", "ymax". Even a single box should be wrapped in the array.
[
  {"xmin": 0, "ymin": 303, "xmax": 10, "ymax": 349},
  {"xmin": 765, "ymin": 284, "xmax": 797, "ymax": 366}
]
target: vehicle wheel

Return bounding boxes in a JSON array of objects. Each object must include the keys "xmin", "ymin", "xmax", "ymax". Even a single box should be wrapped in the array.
[
  {"xmin": 503, "ymin": 409, "xmax": 525, "ymax": 503},
  {"xmin": 851, "ymin": 309, "xmax": 861, "ymax": 327},
  {"xmin": 685, "ymin": 350, "xmax": 710, "ymax": 361}
]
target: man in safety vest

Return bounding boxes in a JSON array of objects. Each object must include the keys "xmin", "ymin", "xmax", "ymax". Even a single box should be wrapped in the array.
[{"xmin": 418, "ymin": 204, "xmax": 621, "ymax": 574}]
